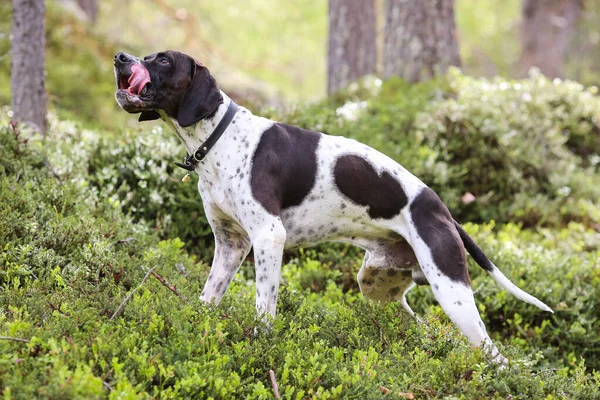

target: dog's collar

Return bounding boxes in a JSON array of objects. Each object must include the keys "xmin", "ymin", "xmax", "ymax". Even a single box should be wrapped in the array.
[{"xmin": 175, "ymin": 100, "xmax": 238, "ymax": 172}]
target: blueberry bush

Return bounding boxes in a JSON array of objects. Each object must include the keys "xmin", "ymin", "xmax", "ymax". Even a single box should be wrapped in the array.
[{"xmin": 2, "ymin": 68, "xmax": 600, "ymax": 398}]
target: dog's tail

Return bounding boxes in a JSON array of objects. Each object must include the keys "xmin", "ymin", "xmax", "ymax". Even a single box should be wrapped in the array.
[{"xmin": 453, "ymin": 220, "xmax": 553, "ymax": 313}]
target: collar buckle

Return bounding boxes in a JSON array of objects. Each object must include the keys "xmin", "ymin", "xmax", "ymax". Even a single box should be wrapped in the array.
[
  {"xmin": 174, "ymin": 100, "xmax": 238, "ymax": 173},
  {"xmin": 193, "ymin": 147, "xmax": 208, "ymax": 162}
]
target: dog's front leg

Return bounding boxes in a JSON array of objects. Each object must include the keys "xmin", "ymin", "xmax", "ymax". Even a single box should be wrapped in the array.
[
  {"xmin": 250, "ymin": 222, "xmax": 287, "ymax": 319},
  {"xmin": 200, "ymin": 229, "xmax": 251, "ymax": 305}
]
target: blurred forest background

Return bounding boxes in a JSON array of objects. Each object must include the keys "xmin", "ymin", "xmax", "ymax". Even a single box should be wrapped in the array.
[
  {"xmin": 2, "ymin": 1, "xmax": 600, "ymax": 398},
  {"xmin": 3, "ymin": 0, "xmax": 600, "ymax": 130}
]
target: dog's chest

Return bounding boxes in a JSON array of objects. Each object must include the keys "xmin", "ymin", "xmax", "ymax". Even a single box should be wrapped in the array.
[{"xmin": 195, "ymin": 113, "xmax": 274, "ymax": 220}]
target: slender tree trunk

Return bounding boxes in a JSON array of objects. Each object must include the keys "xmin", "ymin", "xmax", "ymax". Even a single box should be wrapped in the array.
[
  {"xmin": 77, "ymin": 0, "xmax": 98, "ymax": 24},
  {"xmin": 11, "ymin": 0, "xmax": 47, "ymax": 134},
  {"xmin": 383, "ymin": 0, "xmax": 461, "ymax": 82},
  {"xmin": 327, "ymin": 0, "xmax": 377, "ymax": 94},
  {"xmin": 520, "ymin": 0, "xmax": 583, "ymax": 78}
]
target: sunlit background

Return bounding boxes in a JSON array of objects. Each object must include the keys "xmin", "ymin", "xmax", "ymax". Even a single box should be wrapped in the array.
[
  {"xmin": 2, "ymin": 0, "xmax": 600, "ymax": 129},
  {"xmin": 2, "ymin": 1, "xmax": 600, "ymax": 396}
]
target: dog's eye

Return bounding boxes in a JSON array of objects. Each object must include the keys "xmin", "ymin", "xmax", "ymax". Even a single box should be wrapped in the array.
[{"xmin": 158, "ymin": 57, "xmax": 170, "ymax": 65}]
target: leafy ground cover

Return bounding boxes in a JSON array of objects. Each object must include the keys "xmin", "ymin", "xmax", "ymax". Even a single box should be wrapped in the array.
[{"xmin": 2, "ymin": 69, "xmax": 600, "ymax": 398}]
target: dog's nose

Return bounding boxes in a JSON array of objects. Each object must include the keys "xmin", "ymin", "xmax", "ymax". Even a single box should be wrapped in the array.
[{"xmin": 114, "ymin": 52, "xmax": 132, "ymax": 66}]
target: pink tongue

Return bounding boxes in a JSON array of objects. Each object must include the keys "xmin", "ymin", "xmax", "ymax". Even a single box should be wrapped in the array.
[{"xmin": 128, "ymin": 64, "xmax": 150, "ymax": 95}]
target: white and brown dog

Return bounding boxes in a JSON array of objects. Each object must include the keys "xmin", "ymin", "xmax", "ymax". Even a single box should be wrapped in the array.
[{"xmin": 114, "ymin": 50, "xmax": 553, "ymax": 363}]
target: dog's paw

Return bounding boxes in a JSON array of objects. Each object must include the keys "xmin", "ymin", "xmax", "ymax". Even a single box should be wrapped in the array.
[
  {"xmin": 484, "ymin": 343, "xmax": 509, "ymax": 367},
  {"xmin": 253, "ymin": 318, "xmax": 273, "ymax": 336},
  {"xmin": 492, "ymin": 353, "xmax": 509, "ymax": 368}
]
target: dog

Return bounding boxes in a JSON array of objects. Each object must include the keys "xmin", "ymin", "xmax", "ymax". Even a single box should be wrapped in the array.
[{"xmin": 114, "ymin": 50, "xmax": 553, "ymax": 363}]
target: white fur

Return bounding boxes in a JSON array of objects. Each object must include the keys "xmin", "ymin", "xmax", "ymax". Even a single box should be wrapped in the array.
[
  {"xmin": 488, "ymin": 266, "xmax": 553, "ymax": 313},
  {"xmin": 159, "ymin": 92, "xmax": 550, "ymax": 363}
]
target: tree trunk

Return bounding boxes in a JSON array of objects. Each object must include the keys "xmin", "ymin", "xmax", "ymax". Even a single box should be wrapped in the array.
[
  {"xmin": 77, "ymin": 0, "xmax": 98, "ymax": 24},
  {"xmin": 520, "ymin": 0, "xmax": 583, "ymax": 79},
  {"xmin": 11, "ymin": 0, "xmax": 47, "ymax": 134},
  {"xmin": 383, "ymin": 0, "xmax": 461, "ymax": 82},
  {"xmin": 327, "ymin": 0, "xmax": 377, "ymax": 94}
]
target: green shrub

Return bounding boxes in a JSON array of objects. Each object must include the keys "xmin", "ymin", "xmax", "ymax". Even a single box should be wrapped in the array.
[
  {"xmin": 0, "ymin": 113, "xmax": 216, "ymax": 260},
  {"xmin": 4, "ymin": 65, "xmax": 600, "ymax": 396},
  {"xmin": 403, "ymin": 222, "xmax": 600, "ymax": 370},
  {"xmin": 11, "ymin": 67, "xmax": 600, "ymax": 264},
  {"xmin": 414, "ymin": 69, "xmax": 600, "ymax": 226},
  {"xmin": 85, "ymin": 124, "xmax": 215, "ymax": 260},
  {"xmin": 277, "ymin": 221, "xmax": 600, "ymax": 371},
  {"xmin": 266, "ymin": 71, "xmax": 600, "ymax": 229},
  {"xmin": 2, "ymin": 120, "xmax": 600, "ymax": 398}
]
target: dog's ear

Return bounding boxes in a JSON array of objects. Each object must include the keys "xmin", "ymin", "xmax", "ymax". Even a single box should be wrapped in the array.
[
  {"xmin": 138, "ymin": 110, "xmax": 161, "ymax": 122},
  {"xmin": 177, "ymin": 60, "xmax": 223, "ymax": 128}
]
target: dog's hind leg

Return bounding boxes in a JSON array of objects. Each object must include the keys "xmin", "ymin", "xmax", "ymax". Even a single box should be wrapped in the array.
[
  {"xmin": 404, "ymin": 188, "xmax": 506, "ymax": 363},
  {"xmin": 400, "ymin": 282, "xmax": 417, "ymax": 318},
  {"xmin": 357, "ymin": 243, "xmax": 419, "ymax": 318}
]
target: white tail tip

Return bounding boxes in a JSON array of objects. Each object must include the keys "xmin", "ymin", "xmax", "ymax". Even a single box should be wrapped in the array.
[{"xmin": 488, "ymin": 267, "xmax": 553, "ymax": 313}]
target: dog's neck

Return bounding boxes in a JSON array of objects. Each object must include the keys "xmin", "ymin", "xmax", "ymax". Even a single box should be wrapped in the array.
[{"xmin": 158, "ymin": 91, "xmax": 234, "ymax": 157}]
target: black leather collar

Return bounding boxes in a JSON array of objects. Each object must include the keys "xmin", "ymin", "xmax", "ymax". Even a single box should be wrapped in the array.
[{"xmin": 175, "ymin": 100, "xmax": 238, "ymax": 172}]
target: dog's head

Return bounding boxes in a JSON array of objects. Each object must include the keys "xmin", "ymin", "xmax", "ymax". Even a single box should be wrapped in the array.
[{"xmin": 114, "ymin": 50, "xmax": 223, "ymax": 127}]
